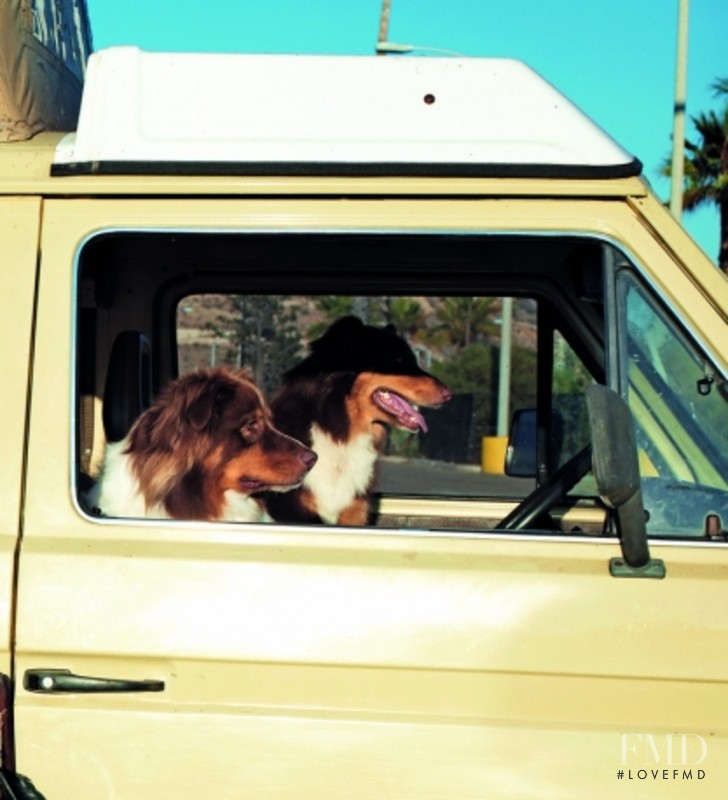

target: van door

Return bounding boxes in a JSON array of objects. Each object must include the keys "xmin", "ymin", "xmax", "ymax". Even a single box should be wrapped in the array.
[{"xmin": 13, "ymin": 196, "xmax": 728, "ymax": 799}]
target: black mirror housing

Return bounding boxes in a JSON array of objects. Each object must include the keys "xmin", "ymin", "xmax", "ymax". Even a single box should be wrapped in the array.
[
  {"xmin": 505, "ymin": 408, "xmax": 538, "ymax": 477},
  {"xmin": 586, "ymin": 385, "xmax": 665, "ymax": 578}
]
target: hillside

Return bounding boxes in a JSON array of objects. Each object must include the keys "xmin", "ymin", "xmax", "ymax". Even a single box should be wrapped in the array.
[{"xmin": 177, "ymin": 293, "xmax": 537, "ymax": 376}]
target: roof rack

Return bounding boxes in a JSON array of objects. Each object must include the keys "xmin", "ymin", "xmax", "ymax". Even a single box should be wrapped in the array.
[{"xmin": 52, "ymin": 46, "xmax": 641, "ymax": 178}]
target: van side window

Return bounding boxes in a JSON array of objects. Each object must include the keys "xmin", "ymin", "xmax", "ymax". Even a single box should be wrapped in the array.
[
  {"xmin": 77, "ymin": 231, "xmax": 619, "ymax": 534},
  {"xmin": 619, "ymin": 274, "xmax": 728, "ymax": 538}
]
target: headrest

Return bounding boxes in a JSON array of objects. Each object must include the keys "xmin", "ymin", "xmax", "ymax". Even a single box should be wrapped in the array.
[{"xmin": 102, "ymin": 330, "xmax": 153, "ymax": 442}]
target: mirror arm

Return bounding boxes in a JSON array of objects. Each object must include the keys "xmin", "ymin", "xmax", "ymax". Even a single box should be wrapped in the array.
[{"xmin": 586, "ymin": 385, "xmax": 665, "ymax": 579}]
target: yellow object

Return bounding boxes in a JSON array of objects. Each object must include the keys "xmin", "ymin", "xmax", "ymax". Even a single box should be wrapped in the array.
[{"xmin": 482, "ymin": 435, "xmax": 508, "ymax": 474}]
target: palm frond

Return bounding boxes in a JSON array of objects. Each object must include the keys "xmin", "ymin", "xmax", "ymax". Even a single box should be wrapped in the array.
[{"xmin": 712, "ymin": 77, "xmax": 728, "ymax": 96}]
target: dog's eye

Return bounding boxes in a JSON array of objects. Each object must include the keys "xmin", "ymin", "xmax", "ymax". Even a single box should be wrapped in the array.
[{"xmin": 239, "ymin": 417, "xmax": 262, "ymax": 443}]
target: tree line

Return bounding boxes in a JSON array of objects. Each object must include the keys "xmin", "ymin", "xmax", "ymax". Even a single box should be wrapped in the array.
[
  {"xmin": 663, "ymin": 76, "xmax": 728, "ymax": 274},
  {"xmin": 203, "ymin": 294, "xmax": 589, "ymax": 463}
]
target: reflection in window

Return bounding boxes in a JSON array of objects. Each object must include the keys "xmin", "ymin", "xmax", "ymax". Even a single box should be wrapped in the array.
[
  {"xmin": 553, "ymin": 330, "xmax": 594, "ymax": 468},
  {"xmin": 620, "ymin": 275, "xmax": 728, "ymax": 537}
]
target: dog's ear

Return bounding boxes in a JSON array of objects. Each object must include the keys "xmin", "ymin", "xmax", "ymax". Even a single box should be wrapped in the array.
[
  {"xmin": 300, "ymin": 315, "xmax": 364, "ymax": 365},
  {"xmin": 184, "ymin": 374, "xmax": 236, "ymax": 432},
  {"xmin": 127, "ymin": 372, "xmax": 236, "ymax": 452},
  {"xmin": 185, "ymin": 387, "xmax": 217, "ymax": 431},
  {"xmin": 318, "ymin": 315, "xmax": 363, "ymax": 341}
]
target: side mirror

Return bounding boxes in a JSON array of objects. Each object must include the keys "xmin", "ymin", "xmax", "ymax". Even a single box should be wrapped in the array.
[
  {"xmin": 585, "ymin": 385, "xmax": 665, "ymax": 578},
  {"xmin": 505, "ymin": 408, "xmax": 564, "ymax": 478},
  {"xmin": 504, "ymin": 409, "xmax": 537, "ymax": 477}
]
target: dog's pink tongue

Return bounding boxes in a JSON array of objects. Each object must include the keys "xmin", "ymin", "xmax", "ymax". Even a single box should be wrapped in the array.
[{"xmin": 373, "ymin": 389, "xmax": 428, "ymax": 432}]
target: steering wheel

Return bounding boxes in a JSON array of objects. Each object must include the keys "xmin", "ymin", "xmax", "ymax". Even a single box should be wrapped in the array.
[{"xmin": 497, "ymin": 445, "xmax": 593, "ymax": 530}]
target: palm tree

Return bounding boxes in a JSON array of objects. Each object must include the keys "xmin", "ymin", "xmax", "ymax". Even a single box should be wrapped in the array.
[
  {"xmin": 664, "ymin": 77, "xmax": 728, "ymax": 274},
  {"xmin": 386, "ymin": 297, "xmax": 425, "ymax": 338},
  {"xmin": 431, "ymin": 297, "xmax": 500, "ymax": 350},
  {"xmin": 207, "ymin": 296, "xmax": 302, "ymax": 396}
]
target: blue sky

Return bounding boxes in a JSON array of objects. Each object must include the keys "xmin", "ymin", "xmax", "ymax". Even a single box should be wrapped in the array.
[{"xmin": 86, "ymin": 0, "xmax": 724, "ymax": 264}]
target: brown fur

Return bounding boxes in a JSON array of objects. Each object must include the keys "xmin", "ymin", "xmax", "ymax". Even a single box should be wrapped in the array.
[{"xmin": 114, "ymin": 368, "xmax": 316, "ymax": 520}]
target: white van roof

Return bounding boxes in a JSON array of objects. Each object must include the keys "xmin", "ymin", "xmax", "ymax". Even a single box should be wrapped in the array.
[{"xmin": 52, "ymin": 46, "xmax": 641, "ymax": 178}]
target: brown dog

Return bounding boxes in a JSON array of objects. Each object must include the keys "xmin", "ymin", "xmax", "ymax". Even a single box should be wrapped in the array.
[{"xmin": 92, "ymin": 367, "xmax": 317, "ymax": 521}]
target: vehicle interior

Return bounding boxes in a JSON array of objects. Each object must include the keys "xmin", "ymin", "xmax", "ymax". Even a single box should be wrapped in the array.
[{"xmin": 74, "ymin": 230, "xmax": 728, "ymax": 539}]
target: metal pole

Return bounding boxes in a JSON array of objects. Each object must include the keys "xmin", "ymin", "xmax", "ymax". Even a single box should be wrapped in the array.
[
  {"xmin": 377, "ymin": 0, "xmax": 391, "ymax": 54},
  {"xmin": 496, "ymin": 297, "xmax": 512, "ymax": 437},
  {"xmin": 670, "ymin": 0, "xmax": 689, "ymax": 220}
]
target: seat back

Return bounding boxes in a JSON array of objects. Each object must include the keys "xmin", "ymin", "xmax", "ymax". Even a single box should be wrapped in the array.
[{"xmin": 102, "ymin": 330, "xmax": 153, "ymax": 442}]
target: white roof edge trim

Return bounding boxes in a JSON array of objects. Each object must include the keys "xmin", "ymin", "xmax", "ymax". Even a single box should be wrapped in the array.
[{"xmin": 53, "ymin": 46, "xmax": 639, "ymax": 175}]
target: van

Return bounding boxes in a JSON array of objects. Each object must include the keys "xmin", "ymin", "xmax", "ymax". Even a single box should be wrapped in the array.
[{"xmin": 1, "ymin": 47, "xmax": 726, "ymax": 799}]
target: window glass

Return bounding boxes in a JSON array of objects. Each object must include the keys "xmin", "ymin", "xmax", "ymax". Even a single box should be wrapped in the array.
[
  {"xmin": 553, "ymin": 330, "xmax": 594, "ymax": 469},
  {"xmin": 620, "ymin": 274, "xmax": 728, "ymax": 537},
  {"xmin": 77, "ymin": 230, "xmax": 611, "ymax": 533}
]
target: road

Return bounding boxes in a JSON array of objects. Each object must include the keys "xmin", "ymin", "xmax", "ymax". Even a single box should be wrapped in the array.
[{"xmin": 374, "ymin": 457, "xmax": 534, "ymax": 498}]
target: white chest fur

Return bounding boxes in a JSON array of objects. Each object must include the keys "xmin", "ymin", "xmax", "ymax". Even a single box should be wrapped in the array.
[
  {"xmin": 90, "ymin": 439, "xmax": 268, "ymax": 522},
  {"xmin": 305, "ymin": 425, "xmax": 378, "ymax": 524},
  {"xmin": 89, "ymin": 439, "xmax": 151, "ymax": 518}
]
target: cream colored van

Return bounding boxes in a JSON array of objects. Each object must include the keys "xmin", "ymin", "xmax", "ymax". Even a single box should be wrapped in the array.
[{"xmin": 1, "ymin": 48, "xmax": 727, "ymax": 799}]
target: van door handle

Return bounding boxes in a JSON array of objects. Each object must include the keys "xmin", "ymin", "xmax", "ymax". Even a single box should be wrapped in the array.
[{"xmin": 24, "ymin": 668, "xmax": 165, "ymax": 694}]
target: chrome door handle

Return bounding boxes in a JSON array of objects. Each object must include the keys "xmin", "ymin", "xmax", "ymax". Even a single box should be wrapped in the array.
[{"xmin": 24, "ymin": 668, "xmax": 164, "ymax": 694}]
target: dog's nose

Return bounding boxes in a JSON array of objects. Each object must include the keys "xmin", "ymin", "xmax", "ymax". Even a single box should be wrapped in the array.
[
  {"xmin": 439, "ymin": 384, "xmax": 453, "ymax": 403},
  {"xmin": 300, "ymin": 448, "xmax": 318, "ymax": 469}
]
